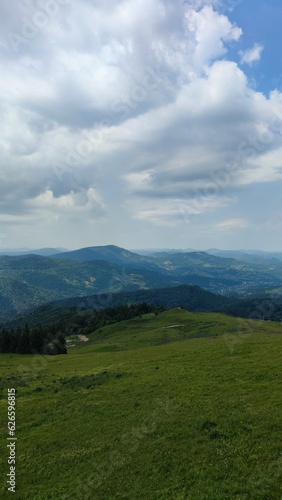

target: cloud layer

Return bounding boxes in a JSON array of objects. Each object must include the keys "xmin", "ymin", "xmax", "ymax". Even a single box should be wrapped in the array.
[{"xmin": 0, "ymin": 0, "xmax": 281, "ymax": 249}]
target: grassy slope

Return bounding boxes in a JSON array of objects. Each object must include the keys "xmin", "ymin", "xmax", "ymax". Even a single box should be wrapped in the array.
[{"xmin": 0, "ymin": 310, "xmax": 281, "ymax": 499}]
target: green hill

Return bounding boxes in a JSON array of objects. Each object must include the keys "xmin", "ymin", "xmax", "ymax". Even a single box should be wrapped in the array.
[{"xmin": 0, "ymin": 309, "xmax": 281, "ymax": 499}]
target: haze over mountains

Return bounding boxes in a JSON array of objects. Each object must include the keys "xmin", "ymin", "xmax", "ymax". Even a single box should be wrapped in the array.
[
  {"xmin": 3, "ymin": 246, "xmax": 282, "ymax": 265},
  {"xmin": 206, "ymin": 249, "xmax": 282, "ymax": 265},
  {"xmin": 1, "ymin": 244, "xmax": 282, "ymax": 322},
  {"xmin": 0, "ymin": 248, "xmax": 66, "ymax": 257}
]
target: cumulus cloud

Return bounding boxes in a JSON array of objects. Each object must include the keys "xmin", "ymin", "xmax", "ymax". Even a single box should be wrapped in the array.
[
  {"xmin": 186, "ymin": 5, "xmax": 242, "ymax": 69},
  {"xmin": 240, "ymin": 43, "xmax": 264, "ymax": 65},
  {"xmin": 0, "ymin": 0, "xmax": 281, "ymax": 248}
]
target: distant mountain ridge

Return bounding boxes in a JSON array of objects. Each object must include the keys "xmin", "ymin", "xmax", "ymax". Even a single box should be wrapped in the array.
[
  {"xmin": 0, "ymin": 247, "xmax": 66, "ymax": 257},
  {"xmin": 51, "ymin": 245, "xmax": 282, "ymax": 294},
  {"xmin": 2, "ymin": 244, "xmax": 282, "ymax": 321},
  {"xmin": 0, "ymin": 253, "xmax": 181, "ymax": 320},
  {"xmin": 206, "ymin": 248, "xmax": 282, "ymax": 265},
  {"xmin": 51, "ymin": 245, "xmax": 161, "ymax": 270}
]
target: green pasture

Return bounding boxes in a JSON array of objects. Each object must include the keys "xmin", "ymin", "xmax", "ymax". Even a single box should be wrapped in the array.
[{"xmin": 0, "ymin": 310, "xmax": 281, "ymax": 499}]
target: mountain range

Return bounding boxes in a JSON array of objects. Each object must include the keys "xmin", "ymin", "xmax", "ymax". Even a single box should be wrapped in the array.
[
  {"xmin": 1, "ymin": 244, "xmax": 282, "ymax": 321},
  {"xmin": 0, "ymin": 247, "xmax": 66, "ymax": 257}
]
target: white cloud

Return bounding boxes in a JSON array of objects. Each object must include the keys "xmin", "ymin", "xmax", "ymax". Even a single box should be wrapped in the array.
[
  {"xmin": 216, "ymin": 218, "xmax": 250, "ymax": 230},
  {"xmin": 240, "ymin": 44, "xmax": 264, "ymax": 65},
  {"xmin": 186, "ymin": 5, "xmax": 242, "ymax": 69},
  {"xmin": 0, "ymin": 0, "xmax": 281, "ymax": 248},
  {"xmin": 128, "ymin": 196, "xmax": 233, "ymax": 226}
]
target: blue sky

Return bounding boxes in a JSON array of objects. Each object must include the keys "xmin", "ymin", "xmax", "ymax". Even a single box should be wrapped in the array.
[
  {"xmin": 229, "ymin": 0, "xmax": 282, "ymax": 94},
  {"xmin": 0, "ymin": 0, "xmax": 282, "ymax": 251}
]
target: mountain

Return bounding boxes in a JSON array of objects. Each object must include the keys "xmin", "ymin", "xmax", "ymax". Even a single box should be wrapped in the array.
[
  {"xmin": 53, "ymin": 245, "xmax": 282, "ymax": 296},
  {"xmin": 149, "ymin": 250, "xmax": 282, "ymax": 295},
  {"xmin": 0, "ymin": 254, "xmax": 180, "ymax": 321},
  {"xmin": 0, "ymin": 247, "xmax": 66, "ymax": 257},
  {"xmin": 206, "ymin": 248, "xmax": 282, "ymax": 265},
  {"xmin": 51, "ymin": 245, "xmax": 159, "ymax": 269},
  {"xmin": 131, "ymin": 248, "xmax": 196, "ymax": 255},
  {"xmin": 2, "ymin": 245, "xmax": 282, "ymax": 321}
]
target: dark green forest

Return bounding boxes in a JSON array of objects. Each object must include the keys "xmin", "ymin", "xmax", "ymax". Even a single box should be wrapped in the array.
[
  {"xmin": 6, "ymin": 284, "xmax": 282, "ymax": 330},
  {"xmin": 0, "ymin": 323, "xmax": 67, "ymax": 355},
  {"xmin": 0, "ymin": 302, "xmax": 160, "ymax": 355}
]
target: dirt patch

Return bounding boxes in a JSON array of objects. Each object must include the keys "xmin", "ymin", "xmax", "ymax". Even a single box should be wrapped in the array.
[
  {"xmin": 78, "ymin": 335, "xmax": 89, "ymax": 342},
  {"xmin": 162, "ymin": 325, "xmax": 184, "ymax": 329}
]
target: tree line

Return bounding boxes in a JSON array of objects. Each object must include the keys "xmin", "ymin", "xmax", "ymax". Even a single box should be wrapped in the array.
[
  {"xmin": 0, "ymin": 323, "xmax": 67, "ymax": 355},
  {"xmin": 0, "ymin": 302, "xmax": 162, "ymax": 355}
]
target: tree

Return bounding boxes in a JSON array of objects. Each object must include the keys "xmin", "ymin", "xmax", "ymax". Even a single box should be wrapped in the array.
[
  {"xmin": 30, "ymin": 326, "xmax": 44, "ymax": 354},
  {"xmin": 18, "ymin": 324, "xmax": 31, "ymax": 354}
]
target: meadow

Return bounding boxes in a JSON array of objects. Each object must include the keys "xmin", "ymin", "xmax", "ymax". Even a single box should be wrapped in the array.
[{"xmin": 0, "ymin": 310, "xmax": 281, "ymax": 499}]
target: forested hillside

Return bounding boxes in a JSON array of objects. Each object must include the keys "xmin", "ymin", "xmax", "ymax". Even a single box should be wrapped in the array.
[{"xmin": 2, "ymin": 245, "xmax": 282, "ymax": 321}]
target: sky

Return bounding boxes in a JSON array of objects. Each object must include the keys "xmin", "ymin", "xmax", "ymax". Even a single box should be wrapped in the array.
[{"xmin": 1, "ymin": 0, "xmax": 282, "ymax": 251}]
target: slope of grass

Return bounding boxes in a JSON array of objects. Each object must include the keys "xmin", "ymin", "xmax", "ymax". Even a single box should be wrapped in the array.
[{"xmin": 0, "ymin": 310, "xmax": 281, "ymax": 499}]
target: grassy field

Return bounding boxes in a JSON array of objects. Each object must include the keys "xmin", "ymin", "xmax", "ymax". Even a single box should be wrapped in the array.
[{"xmin": 0, "ymin": 309, "xmax": 281, "ymax": 499}]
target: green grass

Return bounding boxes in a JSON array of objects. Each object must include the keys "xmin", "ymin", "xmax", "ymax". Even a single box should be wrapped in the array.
[{"xmin": 0, "ymin": 309, "xmax": 281, "ymax": 499}]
